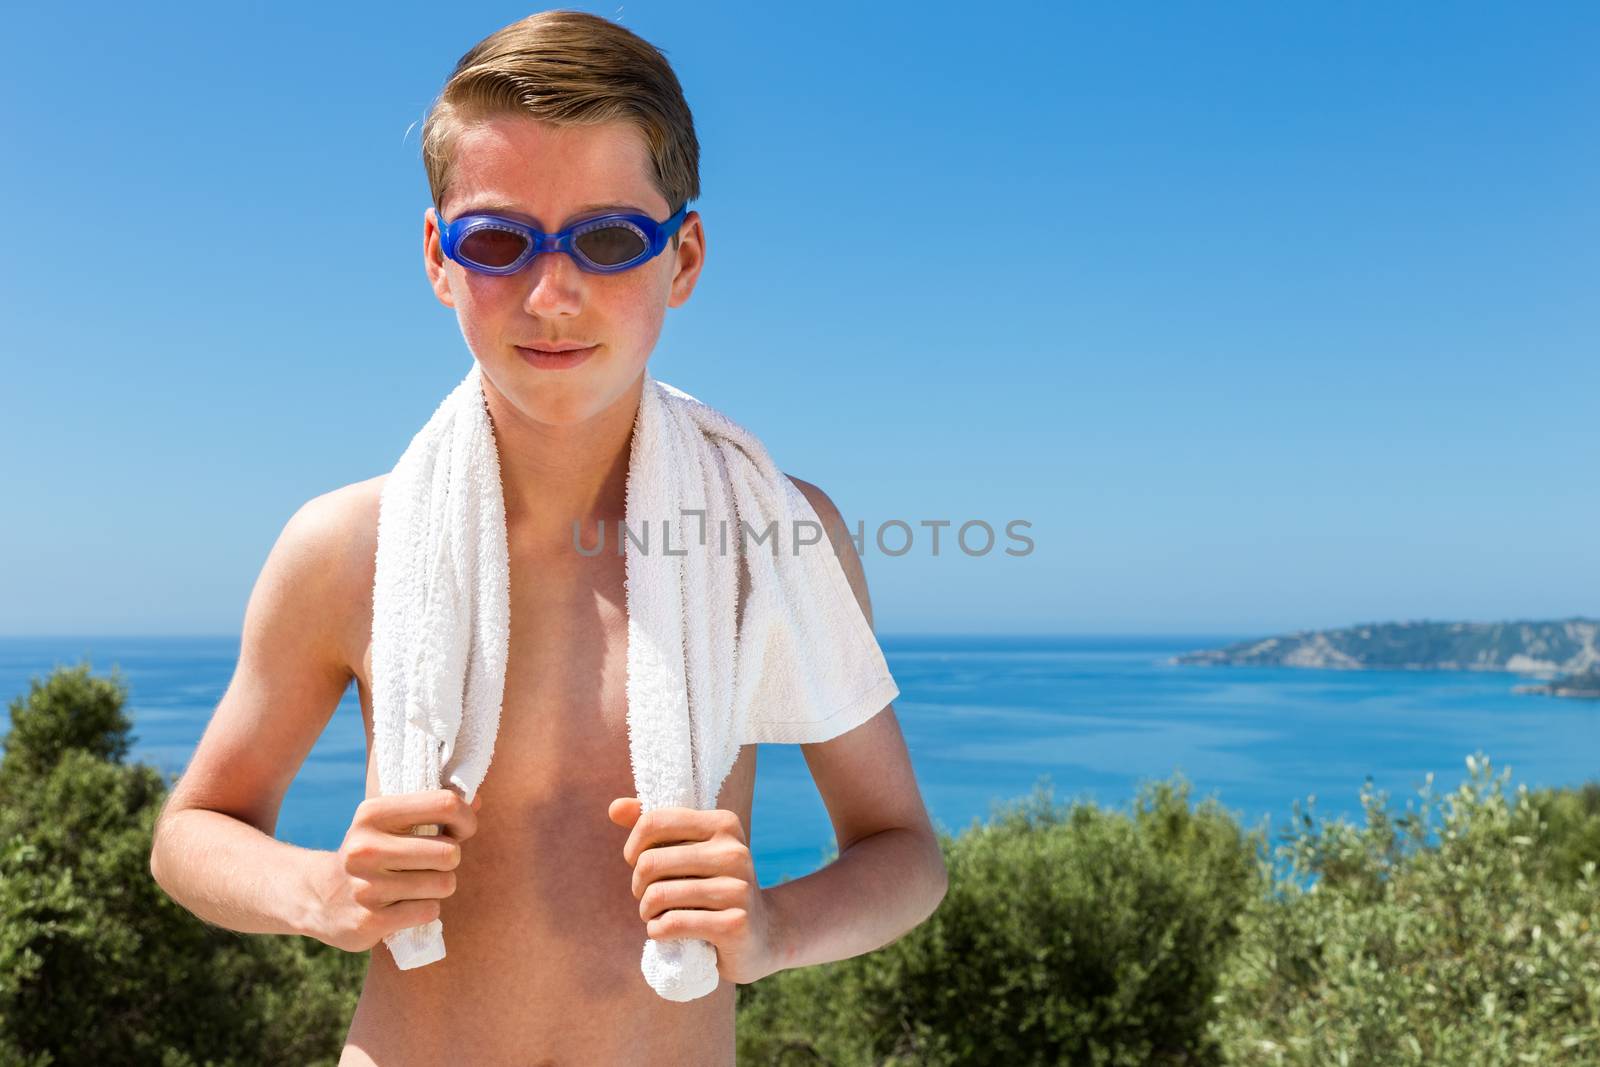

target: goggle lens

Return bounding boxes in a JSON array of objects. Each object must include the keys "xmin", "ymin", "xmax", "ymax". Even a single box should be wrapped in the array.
[
  {"xmin": 458, "ymin": 227, "xmax": 529, "ymax": 269},
  {"xmin": 574, "ymin": 222, "xmax": 649, "ymax": 267},
  {"xmin": 446, "ymin": 212, "xmax": 673, "ymax": 273}
]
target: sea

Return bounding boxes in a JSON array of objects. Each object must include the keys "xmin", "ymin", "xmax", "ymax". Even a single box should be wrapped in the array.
[{"xmin": 2, "ymin": 634, "xmax": 1594, "ymax": 886}]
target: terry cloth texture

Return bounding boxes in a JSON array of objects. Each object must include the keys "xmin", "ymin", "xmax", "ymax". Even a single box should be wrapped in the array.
[{"xmin": 370, "ymin": 360, "xmax": 899, "ymax": 1000}]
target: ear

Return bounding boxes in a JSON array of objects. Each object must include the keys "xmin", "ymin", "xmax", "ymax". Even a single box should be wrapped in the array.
[
  {"xmin": 423, "ymin": 205, "xmax": 455, "ymax": 308},
  {"xmin": 666, "ymin": 210, "xmax": 705, "ymax": 309}
]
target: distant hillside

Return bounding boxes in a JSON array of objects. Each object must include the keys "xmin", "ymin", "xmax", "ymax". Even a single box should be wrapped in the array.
[
  {"xmin": 1171, "ymin": 617, "xmax": 1600, "ymax": 677},
  {"xmin": 1514, "ymin": 666, "xmax": 1600, "ymax": 699}
]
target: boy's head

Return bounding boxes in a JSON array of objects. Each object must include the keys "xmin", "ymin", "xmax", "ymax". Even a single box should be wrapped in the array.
[{"xmin": 420, "ymin": 10, "xmax": 704, "ymax": 427}]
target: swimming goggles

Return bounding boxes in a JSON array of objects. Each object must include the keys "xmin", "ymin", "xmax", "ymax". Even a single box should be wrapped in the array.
[{"xmin": 437, "ymin": 203, "xmax": 689, "ymax": 276}]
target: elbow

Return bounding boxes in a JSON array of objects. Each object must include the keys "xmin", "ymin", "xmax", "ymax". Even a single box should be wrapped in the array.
[
  {"xmin": 919, "ymin": 831, "xmax": 949, "ymax": 920},
  {"xmin": 147, "ymin": 797, "xmax": 185, "ymax": 893},
  {"xmin": 148, "ymin": 814, "xmax": 169, "ymax": 890}
]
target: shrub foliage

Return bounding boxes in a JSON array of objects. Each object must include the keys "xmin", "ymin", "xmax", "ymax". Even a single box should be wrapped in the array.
[
  {"xmin": 2, "ymin": 664, "xmax": 1596, "ymax": 1065},
  {"xmin": 0, "ymin": 663, "xmax": 364, "ymax": 1067}
]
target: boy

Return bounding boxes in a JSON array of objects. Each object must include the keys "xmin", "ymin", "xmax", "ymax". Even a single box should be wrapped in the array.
[{"xmin": 148, "ymin": 9, "xmax": 947, "ymax": 1065}]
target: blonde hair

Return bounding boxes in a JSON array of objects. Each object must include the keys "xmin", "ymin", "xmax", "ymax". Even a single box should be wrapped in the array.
[{"xmin": 421, "ymin": 10, "xmax": 700, "ymax": 237}]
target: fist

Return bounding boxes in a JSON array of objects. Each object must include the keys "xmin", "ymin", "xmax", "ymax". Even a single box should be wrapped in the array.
[
  {"xmin": 307, "ymin": 789, "xmax": 482, "ymax": 953},
  {"xmin": 608, "ymin": 797, "xmax": 784, "ymax": 984}
]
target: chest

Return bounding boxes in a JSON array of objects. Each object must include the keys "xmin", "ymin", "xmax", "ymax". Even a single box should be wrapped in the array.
[{"xmin": 351, "ymin": 544, "xmax": 755, "ymax": 829}]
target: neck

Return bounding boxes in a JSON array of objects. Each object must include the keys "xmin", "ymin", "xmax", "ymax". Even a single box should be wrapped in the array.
[{"xmin": 479, "ymin": 368, "xmax": 645, "ymax": 554}]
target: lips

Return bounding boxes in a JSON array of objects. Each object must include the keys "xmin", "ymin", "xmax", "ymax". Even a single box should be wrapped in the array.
[
  {"xmin": 520, "ymin": 342, "xmax": 595, "ymax": 353},
  {"xmin": 516, "ymin": 343, "xmax": 598, "ymax": 370}
]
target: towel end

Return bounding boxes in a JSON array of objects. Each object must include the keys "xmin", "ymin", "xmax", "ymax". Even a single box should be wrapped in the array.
[
  {"xmin": 640, "ymin": 936, "xmax": 721, "ymax": 1002},
  {"xmin": 385, "ymin": 919, "xmax": 447, "ymax": 970}
]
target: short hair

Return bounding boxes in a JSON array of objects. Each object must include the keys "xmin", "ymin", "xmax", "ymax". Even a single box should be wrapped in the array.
[{"xmin": 421, "ymin": 9, "xmax": 700, "ymax": 240}]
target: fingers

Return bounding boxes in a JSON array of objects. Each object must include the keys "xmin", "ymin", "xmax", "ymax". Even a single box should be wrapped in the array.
[
  {"xmin": 639, "ymin": 874, "xmax": 749, "ymax": 922},
  {"xmin": 344, "ymin": 789, "xmax": 473, "ymax": 896},
  {"xmin": 647, "ymin": 906, "xmax": 747, "ymax": 944},
  {"xmin": 362, "ymin": 866, "xmax": 460, "ymax": 909},
  {"xmin": 379, "ymin": 832, "xmax": 464, "ymax": 874},
  {"xmin": 607, "ymin": 796, "xmax": 641, "ymax": 828},
  {"xmin": 380, "ymin": 897, "xmax": 443, "ymax": 933},
  {"xmin": 630, "ymin": 839, "xmax": 749, "ymax": 899},
  {"xmin": 358, "ymin": 788, "xmax": 480, "ymax": 842},
  {"xmin": 320, "ymin": 789, "xmax": 487, "ymax": 952},
  {"xmin": 622, "ymin": 806, "xmax": 745, "ymax": 867}
]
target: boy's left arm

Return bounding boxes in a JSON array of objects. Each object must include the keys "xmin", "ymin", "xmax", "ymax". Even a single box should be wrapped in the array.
[
  {"xmin": 609, "ymin": 476, "xmax": 949, "ymax": 984},
  {"xmin": 755, "ymin": 476, "xmax": 949, "ymax": 975}
]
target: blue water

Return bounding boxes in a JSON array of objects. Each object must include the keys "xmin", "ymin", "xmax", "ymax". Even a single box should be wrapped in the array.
[{"xmin": 2, "ymin": 634, "xmax": 1595, "ymax": 886}]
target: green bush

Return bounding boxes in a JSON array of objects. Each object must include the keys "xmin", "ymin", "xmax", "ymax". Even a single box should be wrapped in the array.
[
  {"xmin": 1524, "ymin": 780, "xmax": 1600, "ymax": 891},
  {"xmin": 736, "ymin": 775, "xmax": 1262, "ymax": 1066},
  {"xmin": 1210, "ymin": 753, "xmax": 1600, "ymax": 1066},
  {"xmin": 5, "ymin": 662, "xmax": 1597, "ymax": 1065},
  {"xmin": 0, "ymin": 662, "xmax": 365, "ymax": 1067}
]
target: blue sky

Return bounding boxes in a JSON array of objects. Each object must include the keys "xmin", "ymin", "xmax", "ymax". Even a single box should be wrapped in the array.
[{"xmin": 2, "ymin": 1, "xmax": 1595, "ymax": 637}]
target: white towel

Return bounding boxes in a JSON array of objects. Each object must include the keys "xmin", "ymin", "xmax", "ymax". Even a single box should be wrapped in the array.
[{"xmin": 370, "ymin": 360, "xmax": 900, "ymax": 1001}]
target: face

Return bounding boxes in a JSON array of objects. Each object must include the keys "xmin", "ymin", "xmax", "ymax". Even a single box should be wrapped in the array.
[{"xmin": 423, "ymin": 114, "xmax": 705, "ymax": 426}]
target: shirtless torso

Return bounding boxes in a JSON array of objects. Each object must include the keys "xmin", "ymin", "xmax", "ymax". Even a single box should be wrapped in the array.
[{"xmin": 333, "ymin": 475, "xmax": 755, "ymax": 1066}]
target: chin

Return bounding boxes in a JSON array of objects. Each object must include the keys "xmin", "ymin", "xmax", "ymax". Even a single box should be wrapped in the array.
[{"xmin": 490, "ymin": 354, "xmax": 634, "ymax": 427}]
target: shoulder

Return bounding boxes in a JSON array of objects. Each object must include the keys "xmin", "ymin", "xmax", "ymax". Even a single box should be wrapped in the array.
[
  {"xmin": 785, "ymin": 473, "xmax": 851, "ymax": 552},
  {"xmin": 266, "ymin": 474, "xmax": 387, "ymax": 673},
  {"xmin": 786, "ymin": 473, "xmax": 839, "ymax": 523},
  {"xmin": 280, "ymin": 474, "xmax": 385, "ymax": 574},
  {"xmin": 785, "ymin": 473, "xmax": 874, "ymax": 629}
]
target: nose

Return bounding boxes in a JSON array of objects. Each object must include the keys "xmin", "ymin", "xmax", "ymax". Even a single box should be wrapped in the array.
[{"xmin": 520, "ymin": 249, "xmax": 585, "ymax": 318}]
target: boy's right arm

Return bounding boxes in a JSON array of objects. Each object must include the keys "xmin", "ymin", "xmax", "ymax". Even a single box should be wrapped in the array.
[{"xmin": 148, "ymin": 485, "xmax": 478, "ymax": 950}]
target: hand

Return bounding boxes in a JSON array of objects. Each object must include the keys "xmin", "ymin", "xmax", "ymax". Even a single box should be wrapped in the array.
[
  {"xmin": 607, "ymin": 797, "xmax": 783, "ymax": 984},
  {"xmin": 306, "ymin": 788, "xmax": 482, "ymax": 952}
]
